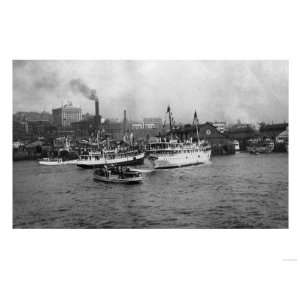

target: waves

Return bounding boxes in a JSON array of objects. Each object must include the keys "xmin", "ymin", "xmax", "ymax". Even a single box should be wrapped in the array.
[{"xmin": 13, "ymin": 153, "xmax": 288, "ymax": 228}]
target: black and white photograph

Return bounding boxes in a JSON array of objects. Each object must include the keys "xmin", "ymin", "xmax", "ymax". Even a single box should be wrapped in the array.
[
  {"xmin": 2, "ymin": 1, "xmax": 300, "ymax": 300},
  {"xmin": 13, "ymin": 60, "xmax": 288, "ymax": 229}
]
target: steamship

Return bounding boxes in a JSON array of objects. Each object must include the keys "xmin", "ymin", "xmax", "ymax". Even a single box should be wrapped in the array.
[
  {"xmin": 76, "ymin": 150, "xmax": 145, "ymax": 169},
  {"xmin": 147, "ymin": 107, "xmax": 211, "ymax": 169},
  {"xmin": 147, "ymin": 141, "xmax": 211, "ymax": 169},
  {"xmin": 72, "ymin": 88, "xmax": 146, "ymax": 168}
]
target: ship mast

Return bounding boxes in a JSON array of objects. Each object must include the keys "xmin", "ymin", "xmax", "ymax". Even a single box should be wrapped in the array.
[
  {"xmin": 167, "ymin": 105, "xmax": 173, "ymax": 139},
  {"xmin": 193, "ymin": 110, "xmax": 200, "ymax": 143}
]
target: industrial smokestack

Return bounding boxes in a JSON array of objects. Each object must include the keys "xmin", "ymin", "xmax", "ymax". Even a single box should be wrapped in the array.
[
  {"xmin": 94, "ymin": 99, "xmax": 100, "ymax": 134},
  {"xmin": 69, "ymin": 80, "xmax": 101, "ymax": 136},
  {"xmin": 123, "ymin": 109, "xmax": 127, "ymax": 135},
  {"xmin": 95, "ymin": 99, "xmax": 99, "ymax": 117},
  {"xmin": 87, "ymin": 89, "xmax": 100, "ymax": 134}
]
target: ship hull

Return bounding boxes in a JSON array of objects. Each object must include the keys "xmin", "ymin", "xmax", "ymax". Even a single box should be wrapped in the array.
[
  {"xmin": 38, "ymin": 159, "xmax": 78, "ymax": 166},
  {"xmin": 93, "ymin": 174, "xmax": 143, "ymax": 184},
  {"xmin": 77, "ymin": 153, "xmax": 145, "ymax": 169},
  {"xmin": 152, "ymin": 150, "xmax": 211, "ymax": 169}
]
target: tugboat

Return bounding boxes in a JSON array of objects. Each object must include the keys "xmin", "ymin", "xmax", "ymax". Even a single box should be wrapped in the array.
[
  {"xmin": 93, "ymin": 166, "xmax": 144, "ymax": 184},
  {"xmin": 147, "ymin": 107, "xmax": 211, "ymax": 169}
]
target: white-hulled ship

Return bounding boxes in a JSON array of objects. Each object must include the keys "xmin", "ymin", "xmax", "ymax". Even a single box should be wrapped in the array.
[
  {"xmin": 147, "ymin": 140, "xmax": 211, "ymax": 169},
  {"xmin": 76, "ymin": 150, "xmax": 145, "ymax": 169},
  {"xmin": 147, "ymin": 107, "xmax": 211, "ymax": 169}
]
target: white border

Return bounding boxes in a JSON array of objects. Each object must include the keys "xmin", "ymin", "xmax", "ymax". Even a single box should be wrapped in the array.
[{"xmin": 1, "ymin": 1, "xmax": 299, "ymax": 299}]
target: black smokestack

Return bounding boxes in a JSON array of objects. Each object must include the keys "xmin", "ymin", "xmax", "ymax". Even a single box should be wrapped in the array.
[
  {"xmin": 90, "ymin": 90, "xmax": 100, "ymax": 133},
  {"xmin": 123, "ymin": 109, "xmax": 127, "ymax": 135},
  {"xmin": 95, "ymin": 100, "xmax": 99, "ymax": 117},
  {"xmin": 94, "ymin": 99, "xmax": 100, "ymax": 133}
]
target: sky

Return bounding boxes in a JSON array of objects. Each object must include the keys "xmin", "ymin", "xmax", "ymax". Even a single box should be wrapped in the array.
[{"xmin": 13, "ymin": 60, "xmax": 288, "ymax": 124}]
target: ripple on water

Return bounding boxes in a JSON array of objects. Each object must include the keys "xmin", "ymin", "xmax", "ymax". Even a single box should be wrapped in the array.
[{"xmin": 13, "ymin": 153, "xmax": 288, "ymax": 228}]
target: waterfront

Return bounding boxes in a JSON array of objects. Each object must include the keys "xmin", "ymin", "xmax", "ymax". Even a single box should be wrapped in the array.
[{"xmin": 13, "ymin": 152, "xmax": 288, "ymax": 228}]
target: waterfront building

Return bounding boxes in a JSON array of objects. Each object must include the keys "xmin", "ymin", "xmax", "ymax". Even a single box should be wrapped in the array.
[
  {"xmin": 225, "ymin": 124, "xmax": 259, "ymax": 150},
  {"xmin": 27, "ymin": 120, "xmax": 57, "ymax": 137},
  {"xmin": 143, "ymin": 117, "xmax": 163, "ymax": 130},
  {"xmin": 168, "ymin": 122, "xmax": 235, "ymax": 155},
  {"xmin": 52, "ymin": 103, "xmax": 82, "ymax": 128},
  {"xmin": 212, "ymin": 121, "xmax": 226, "ymax": 133},
  {"xmin": 103, "ymin": 120, "xmax": 123, "ymax": 140},
  {"xmin": 131, "ymin": 123, "xmax": 144, "ymax": 130},
  {"xmin": 13, "ymin": 111, "xmax": 53, "ymax": 123},
  {"xmin": 276, "ymin": 127, "xmax": 288, "ymax": 144},
  {"xmin": 71, "ymin": 118, "xmax": 124, "ymax": 140},
  {"xmin": 174, "ymin": 122, "xmax": 228, "ymax": 144},
  {"xmin": 123, "ymin": 117, "xmax": 164, "ymax": 141},
  {"xmin": 71, "ymin": 119, "xmax": 94, "ymax": 137},
  {"xmin": 259, "ymin": 122, "xmax": 288, "ymax": 139},
  {"xmin": 13, "ymin": 121, "xmax": 27, "ymax": 140}
]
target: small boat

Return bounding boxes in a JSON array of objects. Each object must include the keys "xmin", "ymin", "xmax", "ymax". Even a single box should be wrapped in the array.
[
  {"xmin": 93, "ymin": 167, "xmax": 144, "ymax": 184},
  {"xmin": 233, "ymin": 140, "xmax": 240, "ymax": 152},
  {"xmin": 247, "ymin": 138, "xmax": 274, "ymax": 154}
]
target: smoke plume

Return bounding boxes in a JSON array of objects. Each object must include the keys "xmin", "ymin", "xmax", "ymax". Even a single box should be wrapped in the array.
[
  {"xmin": 13, "ymin": 60, "xmax": 288, "ymax": 124},
  {"xmin": 70, "ymin": 79, "xmax": 98, "ymax": 101}
]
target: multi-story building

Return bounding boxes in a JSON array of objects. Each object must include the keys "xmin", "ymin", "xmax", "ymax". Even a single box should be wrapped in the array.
[
  {"xmin": 130, "ymin": 122, "xmax": 144, "ymax": 130},
  {"xmin": 13, "ymin": 121, "xmax": 28, "ymax": 140},
  {"xmin": 52, "ymin": 103, "xmax": 82, "ymax": 128},
  {"xmin": 103, "ymin": 120, "xmax": 123, "ymax": 140},
  {"xmin": 143, "ymin": 118, "xmax": 163, "ymax": 130},
  {"xmin": 27, "ymin": 120, "xmax": 57, "ymax": 137},
  {"xmin": 71, "ymin": 119, "xmax": 95, "ymax": 137},
  {"xmin": 125, "ymin": 118, "xmax": 164, "ymax": 141}
]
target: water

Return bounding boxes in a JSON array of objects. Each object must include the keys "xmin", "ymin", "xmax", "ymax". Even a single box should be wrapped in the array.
[{"xmin": 13, "ymin": 152, "xmax": 288, "ymax": 228}]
